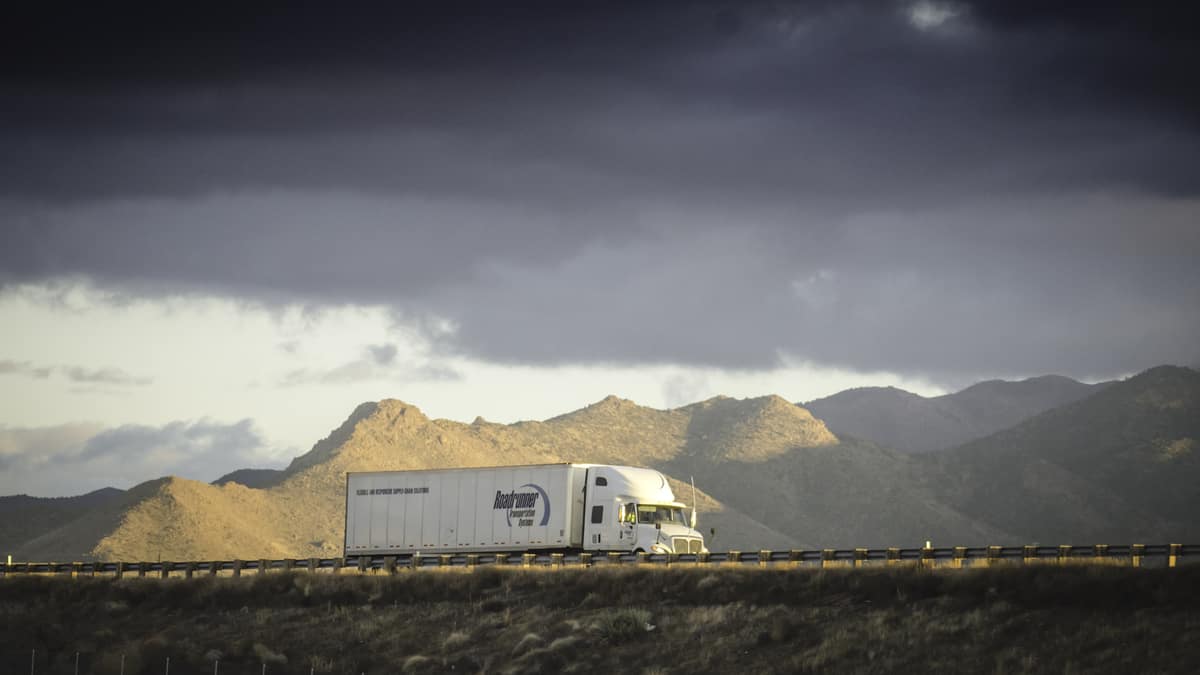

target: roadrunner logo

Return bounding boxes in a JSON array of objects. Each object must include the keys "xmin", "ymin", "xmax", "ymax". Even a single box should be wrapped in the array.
[{"xmin": 493, "ymin": 484, "xmax": 551, "ymax": 527}]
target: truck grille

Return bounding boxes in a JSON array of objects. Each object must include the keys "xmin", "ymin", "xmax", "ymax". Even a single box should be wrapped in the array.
[{"xmin": 673, "ymin": 538, "xmax": 703, "ymax": 554}]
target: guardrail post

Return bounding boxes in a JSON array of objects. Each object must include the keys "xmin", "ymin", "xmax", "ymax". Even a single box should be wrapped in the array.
[
  {"xmin": 308, "ymin": 557, "xmax": 318, "ymax": 574},
  {"xmin": 920, "ymin": 547, "xmax": 935, "ymax": 569},
  {"xmin": 282, "ymin": 559, "xmax": 295, "ymax": 573},
  {"xmin": 232, "ymin": 560, "xmax": 242, "ymax": 577},
  {"xmin": 1058, "ymin": 545, "xmax": 1072, "ymax": 566},
  {"xmin": 1094, "ymin": 544, "xmax": 1108, "ymax": 562},
  {"xmin": 522, "ymin": 553, "xmax": 536, "ymax": 568},
  {"xmin": 160, "ymin": 561, "xmax": 171, "ymax": 579},
  {"xmin": 952, "ymin": 547, "xmax": 967, "ymax": 569},
  {"xmin": 987, "ymin": 546, "xmax": 1002, "ymax": 567},
  {"xmin": 466, "ymin": 554, "xmax": 479, "ymax": 568},
  {"xmin": 551, "ymin": 553, "xmax": 564, "ymax": 569},
  {"xmin": 382, "ymin": 556, "xmax": 396, "ymax": 575},
  {"xmin": 579, "ymin": 553, "xmax": 591, "ymax": 568},
  {"xmin": 439, "ymin": 554, "xmax": 452, "ymax": 569},
  {"xmin": 885, "ymin": 548, "xmax": 900, "ymax": 567},
  {"xmin": 696, "ymin": 551, "xmax": 709, "ymax": 566},
  {"xmin": 1131, "ymin": 544, "xmax": 1145, "ymax": 568},
  {"xmin": 1022, "ymin": 545, "xmax": 1037, "ymax": 566},
  {"xmin": 821, "ymin": 549, "xmax": 835, "ymax": 569},
  {"xmin": 257, "ymin": 559, "xmax": 268, "ymax": 575},
  {"xmin": 854, "ymin": 548, "xmax": 868, "ymax": 569},
  {"xmin": 759, "ymin": 550, "xmax": 771, "ymax": 568},
  {"xmin": 1169, "ymin": 544, "xmax": 1182, "ymax": 568},
  {"xmin": 607, "ymin": 552, "xmax": 622, "ymax": 566}
]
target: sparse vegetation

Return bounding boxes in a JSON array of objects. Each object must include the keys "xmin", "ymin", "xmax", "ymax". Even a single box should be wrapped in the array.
[{"xmin": 3, "ymin": 565, "xmax": 1198, "ymax": 674}]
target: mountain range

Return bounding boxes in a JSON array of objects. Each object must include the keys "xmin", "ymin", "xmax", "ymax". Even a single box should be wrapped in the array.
[
  {"xmin": 4, "ymin": 366, "xmax": 1196, "ymax": 561},
  {"xmin": 804, "ymin": 375, "xmax": 1109, "ymax": 453}
]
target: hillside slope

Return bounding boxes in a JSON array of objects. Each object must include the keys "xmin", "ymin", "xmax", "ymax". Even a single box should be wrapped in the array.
[
  {"xmin": 926, "ymin": 366, "xmax": 1200, "ymax": 543},
  {"xmin": 0, "ymin": 488, "xmax": 124, "ymax": 558},
  {"xmin": 805, "ymin": 375, "xmax": 1106, "ymax": 453}
]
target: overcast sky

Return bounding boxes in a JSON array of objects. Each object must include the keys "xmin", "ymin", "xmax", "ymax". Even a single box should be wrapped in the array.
[{"xmin": 2, "ymin": 1, "xmax": 1198, "ymax": 496}]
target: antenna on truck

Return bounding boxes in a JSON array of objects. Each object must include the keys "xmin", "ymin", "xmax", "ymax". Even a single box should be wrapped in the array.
[{"xmin": 690, "ymin": 476, "xmax": 698, "ymax": 529}]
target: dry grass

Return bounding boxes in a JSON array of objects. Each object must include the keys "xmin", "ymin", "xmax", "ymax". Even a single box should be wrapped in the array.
[{"xmin": 2, "ymin": 565, "xmax": 1199, "ymax": 674}]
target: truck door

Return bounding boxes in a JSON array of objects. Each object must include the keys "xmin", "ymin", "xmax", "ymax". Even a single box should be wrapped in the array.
[
  {"xmin": 582, "ymin": 468, "xmax": 619, "ymax": 551},
  {"xmin": 618, "ymin": 502, "xmax": 636, "ymax": 546}
]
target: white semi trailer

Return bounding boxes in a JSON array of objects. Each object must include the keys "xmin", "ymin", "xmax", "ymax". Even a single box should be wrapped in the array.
[{"xmin": 344, "ymin": 463, "xmax": 707, "ymax": 555}]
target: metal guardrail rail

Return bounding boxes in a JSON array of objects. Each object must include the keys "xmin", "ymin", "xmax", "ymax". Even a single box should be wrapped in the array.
[{"xmin": 2, "ymin": 544, "xmax": 1194, "ymax": 577}]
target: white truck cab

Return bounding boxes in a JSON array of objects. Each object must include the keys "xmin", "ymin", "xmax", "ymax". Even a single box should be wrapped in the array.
[{"xmin": 581, "ymin": 465, "xmax": 707, "ymax": 554}]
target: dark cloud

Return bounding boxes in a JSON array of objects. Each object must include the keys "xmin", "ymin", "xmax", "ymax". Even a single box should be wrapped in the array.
[
  {"xmin": 367, "ymin": 344, "xmax": 399, "ymax": 366},
  {"xmin": 0, "ymin": 360, "xmax": 53, "ymax": 379},
  {"xmin": 0, "ymin": 419, "xmax": 280, "ymax": 497},
  {"xmin": 0, "ymin": 359, "xmax": 151, "ymax": 386},
  {"xmin": 1, "ymin": 2, "xmax": 1197, "ymax": 382},
  {"xmin": 79, "ymin": 419, "xmax": 264, "ymax": 462},
  {"xmin": 62, "ymin": 366, "xmax": 153, "ymax": 386},
  {"xmin": 279, "ymin": 343, "xmax": 459, "ymax": 386}
]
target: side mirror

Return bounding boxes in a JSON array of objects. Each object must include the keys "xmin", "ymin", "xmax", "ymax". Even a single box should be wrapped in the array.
[{"xmin": 710, "ymin": 527, "xmax": 716, "ymax": 537}]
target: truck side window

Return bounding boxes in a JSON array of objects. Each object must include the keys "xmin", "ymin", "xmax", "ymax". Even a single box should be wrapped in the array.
[
  {"xmin": 595, "ymin": 476, "xmax": 607, "ymax": 486},
  {"xmin": 591, "ymin": 505, "xmax": 604, "ymax": 524},
  {"xmin": 622, "ymin": 504, "xmax": 637, "ymax": 523}
]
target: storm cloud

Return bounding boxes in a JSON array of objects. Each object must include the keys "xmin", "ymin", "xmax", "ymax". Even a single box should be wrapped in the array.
[
  {"xmin": 0, "ymin": 359, "xmax": 152, "ymax": 386},
  {"xmin": 2, "ymin": 1, "xmax": 1197, "ymax": 382},
  {"xmin": 0, "ymin": 419, "xmax": 279, "ymax": 497}
]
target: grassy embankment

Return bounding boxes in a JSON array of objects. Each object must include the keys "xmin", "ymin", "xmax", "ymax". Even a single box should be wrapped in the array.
[{"xmin": 3, "ymin": 564, "xmax": 1198, "ymax": 674}]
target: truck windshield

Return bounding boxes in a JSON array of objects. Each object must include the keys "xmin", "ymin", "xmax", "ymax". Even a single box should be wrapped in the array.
[{"xmin": 637, "ymin": 505, "xmax": 684, "ymax": 525}]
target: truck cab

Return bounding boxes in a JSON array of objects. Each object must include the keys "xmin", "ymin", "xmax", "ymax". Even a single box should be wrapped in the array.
[{"xmin": 582, "ymin": 465, "xmax": 707, "ymax": 554}]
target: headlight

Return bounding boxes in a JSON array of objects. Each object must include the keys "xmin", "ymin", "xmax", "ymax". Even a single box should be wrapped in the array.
[{"xmin": 650, "ymin": 543, "xmax": 670, "ymax": 553}]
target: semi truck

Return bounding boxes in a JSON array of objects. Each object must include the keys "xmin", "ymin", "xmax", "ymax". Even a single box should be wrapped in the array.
[{"xmin": 344, "ymin": 463, "xmax": 707, "ymax": 555}]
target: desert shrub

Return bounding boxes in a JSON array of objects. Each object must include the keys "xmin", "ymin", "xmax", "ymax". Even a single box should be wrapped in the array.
[
  {"xmin": 308, "ymin": 654, "xmax": 336, "ymax": 673},
  {"xmin": 592, "ymin": 607, "xmax": 653, "ymax": 644},
  {"xmin": 480, "ymin": 597, "xmax": 507, "ymax": 613},
  {"xmin": 139, "ymin": 635, "xmax": 171, "ymax": 671},
  {"xmin": 511, "ymin": 632, "xmax": 544, "ymax": 655},
  {"xmin": 94, "ymin": 648, "xmax": 142, "ymax": 675},
  {"xmin": 442, "ymin": 629, "xmax": 471, "ymax": 652},
  {"xmin": 401, "ymin": 654, "xmax": 435, "ymax": 673},
  {"xmin": 254, "ymin": 607, "xmax": 273, "ymax": 625},
  {"xmin": 252, "ymin": 642, "xmax": 287, "ymax": 665},
  {"xmin": 547, "ymin": 635, "xmax": 581, "ymax": 652}
]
